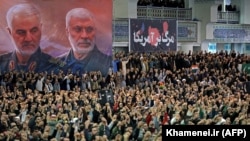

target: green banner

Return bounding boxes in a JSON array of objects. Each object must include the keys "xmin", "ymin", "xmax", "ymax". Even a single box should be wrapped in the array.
[{"xmin": 242, "ymin": 63, "xmax": 250, "ymax": 74}]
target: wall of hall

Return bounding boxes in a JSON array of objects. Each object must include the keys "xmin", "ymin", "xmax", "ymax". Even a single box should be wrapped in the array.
[{"xmin": 113, "ymin": 0, "xmax": 250, "ymax": 54}]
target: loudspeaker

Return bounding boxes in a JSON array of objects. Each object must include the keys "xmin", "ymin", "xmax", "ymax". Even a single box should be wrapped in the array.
[{"xmin": 98, "ymin": 89, "xmax": 114, "ymax": 106}]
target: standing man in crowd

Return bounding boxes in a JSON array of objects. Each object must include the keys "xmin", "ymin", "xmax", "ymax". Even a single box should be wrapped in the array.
[
  {"xmin": 0, "ymin": 3, "xmax": 57, "ymax": 73},
  {"xmin": 62, "ymin": 8, "xmax": 112, "ymax": 76}
]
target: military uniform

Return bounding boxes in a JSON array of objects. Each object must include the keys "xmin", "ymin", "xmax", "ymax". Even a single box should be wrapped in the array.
[
  {"xmin": 61, "ymin": 46, "xmax": 112, "ymax": 76},
  {"xmin": 0, "ymin": 48, "xmax": 59, "ymax": 73}
]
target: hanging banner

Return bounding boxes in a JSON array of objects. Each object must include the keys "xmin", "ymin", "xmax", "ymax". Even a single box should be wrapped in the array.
[
  {"xmin": 0, "ymin": 0, "xmax": 112, "ymax": 75},
  {"xmin": 130, "ymin": 19, "xmax": 177, "ymax": 52}
]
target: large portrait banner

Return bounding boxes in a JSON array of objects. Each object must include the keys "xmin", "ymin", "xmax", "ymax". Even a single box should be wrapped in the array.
[
  {"xmin": 0, "ymin": 0, "xmax": 112, "ymax": 75},
  {"xmin": 130, "ymin": 19, "xmax": 177, "ymax": 52}
]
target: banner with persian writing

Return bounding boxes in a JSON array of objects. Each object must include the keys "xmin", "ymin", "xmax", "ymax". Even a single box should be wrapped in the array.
[{"xmin": 130, "ymin": 19, "xmax": 177, "ymax": 52}]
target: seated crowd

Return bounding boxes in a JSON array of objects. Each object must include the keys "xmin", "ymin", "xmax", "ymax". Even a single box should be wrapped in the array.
[
  {"xmin": 137, "ymin": 0, "xmax": 185, "ymax": 8},
  {"xmin": 0, "ymin": 50, "xmax": 250, "ymax": 141}
]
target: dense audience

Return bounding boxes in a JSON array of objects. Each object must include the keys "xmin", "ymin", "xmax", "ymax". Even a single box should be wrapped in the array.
[
  {"xmin": 0, "ymin": 50, "xmax": 250, "ymax": 141},
  {"xmin": 137, "ymin": 0, "xmax": 238, "ymax": 12},
  {"xmin": 137, "ymin": 0, "xmax": 185, "ymax": 8}
]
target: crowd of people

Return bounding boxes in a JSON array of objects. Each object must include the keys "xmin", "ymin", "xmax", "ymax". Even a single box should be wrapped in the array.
[
  {"xmin": 0, "ymin": 50, "xmax": 250, "ymax": 141},
  {"xmin": 218, "ymin": 4, "xmax": 237, "ymax": 12},
  {"xmin": 137, "ymin": 0, "xmax": 185, "ymax": 8}
]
